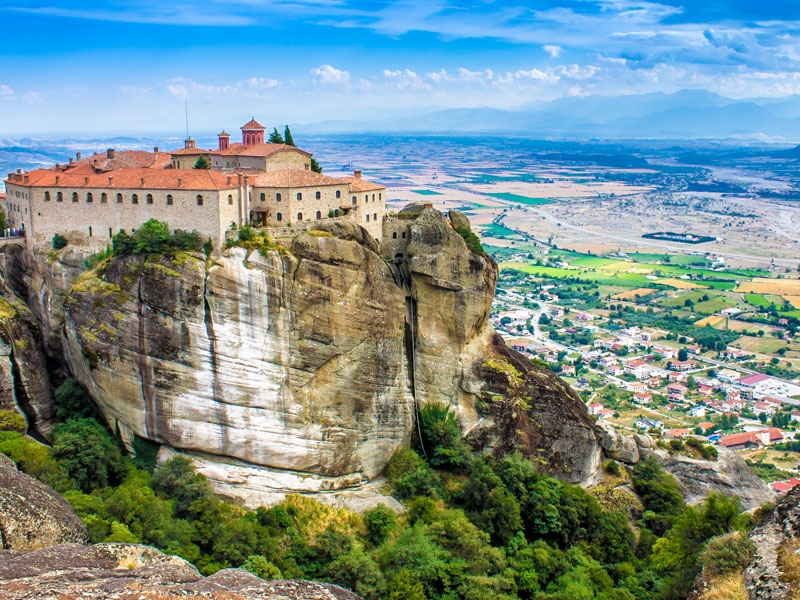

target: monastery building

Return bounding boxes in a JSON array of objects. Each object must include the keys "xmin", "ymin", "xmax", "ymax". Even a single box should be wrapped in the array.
[{"xmin": 3, "ymin": 118, "xmax": 386, "ymax": 249}]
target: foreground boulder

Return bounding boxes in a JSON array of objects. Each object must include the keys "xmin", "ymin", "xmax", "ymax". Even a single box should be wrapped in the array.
[
  {"xmin": 0, "ymin": 453, "xmax": 87, "ymax": 550},
  {"xmin": 661, "ymin": 446, "xmax": 774, "ymax": 511},
  {"xmin": 745, "ymin": 485, "xmax": 800, "ymax": 599},
  {"xmin": 0, "ymin": 543, "xmax": 362, "ymax": 599}
]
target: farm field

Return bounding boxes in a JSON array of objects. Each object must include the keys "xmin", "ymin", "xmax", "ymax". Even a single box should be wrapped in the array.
[
  {"xmin": 737, "ymin": 279, "xmax": 800, "ymax": 295},
  {"xmin": 485, "ymin": 192, "xmax": 554, "ymax": 205},
  {"xmin": 732, "ymin": 336, "xmax": 792, "ymax": 354},
  {"xmin": 613, "ymin": 288, "xmax": 657, "ymax": 300}
]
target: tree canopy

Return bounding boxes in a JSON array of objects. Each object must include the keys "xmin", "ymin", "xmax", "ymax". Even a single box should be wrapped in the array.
[{"xmin": 268, "ymin": 128, "xmax": 285, "ymax": 144}]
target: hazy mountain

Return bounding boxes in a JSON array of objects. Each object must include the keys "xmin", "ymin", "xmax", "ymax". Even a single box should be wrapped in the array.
[{"xmin": 304, "ymin": 90, "xmax": 800, "ymax": 140}]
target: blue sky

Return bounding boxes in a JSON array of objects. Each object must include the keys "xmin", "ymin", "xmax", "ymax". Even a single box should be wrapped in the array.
[{"xmin": 2, "ymin": 0, "xmax": 800, "ymax": 135}]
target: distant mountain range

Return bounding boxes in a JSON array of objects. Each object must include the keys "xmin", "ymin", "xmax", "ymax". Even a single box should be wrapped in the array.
[{"xmin": 304, "ymin": 90, "xmax": 800, "ymax": 141}]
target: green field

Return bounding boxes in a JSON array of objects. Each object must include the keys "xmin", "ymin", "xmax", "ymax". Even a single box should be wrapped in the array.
[
  {"xmin": 480, "ymin": 223, "xmax": 522, "ymax": 239},
  {"xmin": 745, "ymin": 293, "xmax": 773, "ymax": 309},
  {"xmin": 411, "ymin": 189, "xmax": 443, "ymax": 195},
  {"xmin": 486, "ymin": 193, "xmax": 554, "ymax": 206}
]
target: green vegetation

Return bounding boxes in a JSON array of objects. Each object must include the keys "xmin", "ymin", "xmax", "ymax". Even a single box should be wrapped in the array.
[
  {"xmin": 456, "ymin": 226, "xmax": 484, "ymax": 254},
  {"xmin": 486, "ymin": 192, "xmax": 553, "ymax": 205},
  {"xmin": 310, "ymin": 157, "xmax": 323, "ymax": 173},
  {"xmin": 52, "ymin": 233, "xmax": 68, "ymax": 250},
  {"xmin": 0, "ymin": 208, "xmax": 6, "ymax": 233},
  {"xmin": 193, "ymin": 156, "xmax": 211, "ymax": 170},
  {"xmin": 268, "ymin": 128, "xmax": 284, "ymax": 144},
  {"xmin": 0, "ymin": 375, "xmax": 756, "ymax": 600},
  {"xmin": 411, "ymin": 189, "xmax": 443, "ymax": 195},
  {"xmin": 112, "ymin": 219, "xmax": 203, "ymax": 256},
  {"xmin": 283, "ymin": 125, "xmax": 295, "ymax": 147}
]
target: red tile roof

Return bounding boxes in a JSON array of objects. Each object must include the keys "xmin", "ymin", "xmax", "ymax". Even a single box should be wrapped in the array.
[
  {"xmin": 217, "ymin": 143, "xmax": 311, "ymax": 158},
  {"xmin": 339, "ymin": 176, "xmax": 385, "ymax": 192},
  {"xmin": 253, "ymin": 168, "xmax": 347, "ymax": 188},
  {"xmin": 719, "ymin": 428, "xmax": 784, "ymax": 448},
  {"xmin": 5, "ymin": 168, "xmax": 238, "ymax": 190},
  {"xmin": 241, "ymin": 118, "xmax": 266, "ymax": 130},
  {"xmin": 737, "ymin": 373, "xmax": 771, "ymax": 386}
]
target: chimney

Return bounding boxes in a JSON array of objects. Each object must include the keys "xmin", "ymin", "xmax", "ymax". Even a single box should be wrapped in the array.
[
  {"xmin": 55, "ymin": 175, "xmax": 60, "ymax": 184},
  {"xmin": 69, "ymin": 158, "xmax": 74, "ymax": 165},
  {"xmin": 16, "ymin": 168, "xmax": 22, "ymax": 174},
  {"xmin": 76, "ymin": 152, "xmax": 82, "ymax": 161},
  {"xmin": 153, "ymin": 146, "xmax": 159, "ymax": 153},
  {"xmin": 226, "ymin": 176, "xmax": 232, "ymax": 186},
  {"xmin": 177, "ymin": 178, "xmax": 182, "ymax": 187},
  {"xmin": 23, "ymin": 175, "xmax": 29, "ymax": 184},
  {"xmin": 354, "ymin": 170, "xmax": 362, "ymax": 179},
  {"xmin": 108, "ymin": 176, "xmax": 113, "ymax": 186},
  {"xmin": 84, "ymin": 177, "xmax": 89, "ymax": 185},
  {"xmin": 107, "ymin": 148, "xmax": 116, "ymax": 159},
  {"xmin": 55, "ymin": 163, "xmax": 60, "ymax": 171},
  {"xmin": 140, "ymin": 177, "xmax": 145, "ymax": 186}
]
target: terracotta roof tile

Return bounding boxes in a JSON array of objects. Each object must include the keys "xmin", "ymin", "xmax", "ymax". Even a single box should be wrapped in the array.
[
  {"xmin": 337, "ymin": 176, "xmax": 385, "ymax": 192},
  {"xmin": 5, "ymin": 168, "xmax": 238, "ymax": 191},
  {"xmin": 218, "ymin": 143, "xmax": 311, "ymax": 158},
  {"xmin": 241, "ymin": 118, "xmax": 266, "ymax": 130},
  {"xmin": 253, "ymin": 168, "xmax": 347, "ymax": 188}
]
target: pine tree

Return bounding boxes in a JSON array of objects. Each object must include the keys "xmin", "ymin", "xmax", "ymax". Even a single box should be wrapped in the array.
[
  {"xmin": 283, "ymin": 125, "xmax": 295, "ymax": 147},
  {"xmin": 310, "ymin": 157, "xmax": 322, "ymax": 173},
  {"xmin": 268, "ymin": 128, "xmax": 284, "ymax": 144},
  {"xmin": 193, "ymin": 156, "xmax": 211, "ymax": 170}
]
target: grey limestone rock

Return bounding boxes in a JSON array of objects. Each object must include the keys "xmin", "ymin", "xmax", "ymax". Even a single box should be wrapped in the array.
[{"xmin": 0, "ymin": 453, "xmax": 87, "ymax": 550}]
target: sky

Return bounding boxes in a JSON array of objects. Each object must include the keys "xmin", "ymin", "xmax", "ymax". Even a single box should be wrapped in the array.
[{"xmin": 2, "ymin": 0, "xmax": 800, "ymax": 135}]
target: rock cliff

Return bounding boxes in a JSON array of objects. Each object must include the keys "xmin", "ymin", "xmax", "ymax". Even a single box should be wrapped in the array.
[
  {"xmin": 0, "ymin": 453, "xmax": 87, "ymax": 550},
  {"xmin": 3, "ymin": 209, "xmax": 601, "ymax": 506},
  {"xmin": 745, "ymin": 485, "xmax": 800, "ymax": 599},
  {"xmin": 661, "ymin": 446, "xmax": 774, "ymax": 511},
  {"xmin": 0, "ymin": 543, "xmax": 362, "ymax": 600}
]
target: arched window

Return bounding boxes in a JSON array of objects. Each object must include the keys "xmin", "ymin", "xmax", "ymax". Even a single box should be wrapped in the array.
[
  {"xmin": 57, "ymin": 192, "xmax": 63, "ymax": 202},
  {"xmin": 146, "ymin": 194, "xmax": 153, "ymax": 205},
  {"xmin": 86, "ymin": 192, "xmax": 93, "ymax": 203},
  {"xmin": 366, "ymin": 214, "xmax": 370, "ymax": 222},
  {"xmin": 196, "ymin": 195, "xmax": 203, "ymax": 206},
  {"xmin": 276, "ymin": 193, "xmax": 282, "ymax": 202},
  {"xmin": 373, "ymin": 213, "xmax": 377, "ymax": 221},
  {"xmin": 88, "ymin": 226, "xmax": 92, "ymax": 237},
  {"xmin": 260, "ymin": 192, "xmax": 265, "ymax": 202},
  {"xmin": 72, "ymin": 192, "xmax": 78, "ymax": 203},
  {"xmin": 131, "ymin": 194, "xmax": 138, "ymax": 204},
  {"xmin": 228, "ymin": 194, "xmax": 233, "ymax": 205},
  {"xmin": 372, "ymin": 194, "xmax": 375, "ymax": 201},
  {"xmin": 297, "ymin": 212, "xmax": 303, "ymax": 221},
  {"xmin": 402, "ymin": 232, "xmax": 406, "ymax": 239},
  {"xmin": 276, "ymin": 212, "xmax": 282, "ymax": 222},
  {"xmin": 166, "ymin": 195, "xmax": 173, "ymax": 206},
  {"xmin": 44, "ymin": 191, "xmax": 51, "ymax": 202},
  {"xmin": 364, "ymin": 194, "xmax": 368, "ymax": 202},
  {"xmin": 335, "ymin": 190, "xmax": 341, "ymax": 199},
  {"xmin": 108, "ymin": 228, "xmax": 112, "ymax": 238},
  {"xmin": 315, "ymin": 191, "xmax": 321, "ymax": 200},
  {"xmin": 351, "ymin": 197, "xmax": 357, "ymax": 206},
  {"xmin": 116, "ymin": 193, "xmax": 123, "ymax": 203},
  {"xmin": 379, "ymin": 193, "xmax": 382, "ymax": 200},
  {"xmin": 101, "ymin": 193, "xmax": 107, "ymax": 203},
  {"xmin": 296, "ymin": 192, "xmax": 302, "ymax": 201},
  {"xmin": 393, "ymin": 232, "xmax": 397, "ymax": 239},
  {"xmin": 315, "ymin": 210, "xmax": 321, "ymax": 219}
]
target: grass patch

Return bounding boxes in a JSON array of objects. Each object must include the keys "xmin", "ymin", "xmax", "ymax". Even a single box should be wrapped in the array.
[
  {"xmin": 411, "ymin": 189, "xmax": 443, "ymax": 195},
  {"xmin": 485, "ymin": 192, "xmax": 554, "ymax": 205},
  {"xmin": 0, "ymin": 299, "xmax": 16, "ymax": 320}
]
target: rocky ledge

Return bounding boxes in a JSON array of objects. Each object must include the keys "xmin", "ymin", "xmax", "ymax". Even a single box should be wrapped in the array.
[{"xmin": 0, "ymin": 453, "xmax": 87, "ymax": 550}]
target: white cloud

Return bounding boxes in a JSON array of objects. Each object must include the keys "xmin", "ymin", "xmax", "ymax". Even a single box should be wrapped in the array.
[
  {"xmin": 310, "ymin": 65, "xmax": 351, "ymax": 86},
  {"xmin": 544, "ymin": 45, "xmax": 562, "ymax": 58},
  {"xmin": 514, "ymin": 68, "xmax": 560, "ymax": 84},
  {"xmin": 0, "ymin": 85, "xmax": 16, "ymax": 99},
  {"xmin": 382, "ymin": 69, "xmax": 430, "ymax": 90}
]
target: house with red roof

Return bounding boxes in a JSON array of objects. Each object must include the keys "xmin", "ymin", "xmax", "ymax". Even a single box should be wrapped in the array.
[{"xmin": 718, "ymin": 428, "xmax": 784, "ymax": 450}]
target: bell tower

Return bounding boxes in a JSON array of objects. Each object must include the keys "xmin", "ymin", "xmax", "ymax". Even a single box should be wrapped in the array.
[
  {"xmin": 240, "ymin": 118, "xmax": 266, "ymax": 146},
  {"xmin": 218, "ymin": 131, "xmax": 230, "ymax": 151}
]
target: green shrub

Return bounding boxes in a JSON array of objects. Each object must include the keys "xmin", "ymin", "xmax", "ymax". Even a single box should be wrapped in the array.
[
  {"xmin": 112, "ymin": 219, "xmax": 203, "ymax": 256},
  {"xmin": 0, "ymin": 409, "xmax": 27, "ymax": 433},
  {"xmin": 418, "ymin": 403, "xmax": 471, "ymax": 471},
  {"xmin": 386, "ymin": 448, "xmax": 441, "ymax": 499},
  {"xmin": 83, "ymin": 246, "xmax": 112, "ymax": 270},
  {"xmin": 52, "ymin": 233, "xmax": 68, "ymax": 250},
  {"xmin": 456, "ymin": 226, "xmax": 484, "ymax": 254},
  {"xmin": 54, "ymin": 378, "xmax": 96, "ymax": 421},
  {"xmin": 700, "ymin": 531, "xmax": 755, "ymax": 577},
  {"xmin": 51, "ymin": 418, "xmax": 126, "ymax": 492},
  {"xmin": 603, "ymin": 460, "xmax": 621, "ymax": 477},
  {"xmin": 242, "ymin": 555, "xmax": 281, "ymax": 580},
  {"xmin": 364, "ymin": 503, "xmax": 397, "ymax": 547}
]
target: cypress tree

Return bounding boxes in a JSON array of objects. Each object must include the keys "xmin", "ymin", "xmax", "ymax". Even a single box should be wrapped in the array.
[{"xmin": 283, "ymin": 125, "xmax": 295, "ymax": 146}]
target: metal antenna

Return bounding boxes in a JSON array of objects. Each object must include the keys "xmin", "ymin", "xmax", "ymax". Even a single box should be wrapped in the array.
[{"xmin": 185, "ymin": 100, "xmax": 189, "ymax": 139}]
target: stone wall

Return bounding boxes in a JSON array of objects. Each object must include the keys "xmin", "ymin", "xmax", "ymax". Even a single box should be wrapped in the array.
[{"xmin": 6, "ymin": 182, "xmax": 236, "ymax": 250}]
